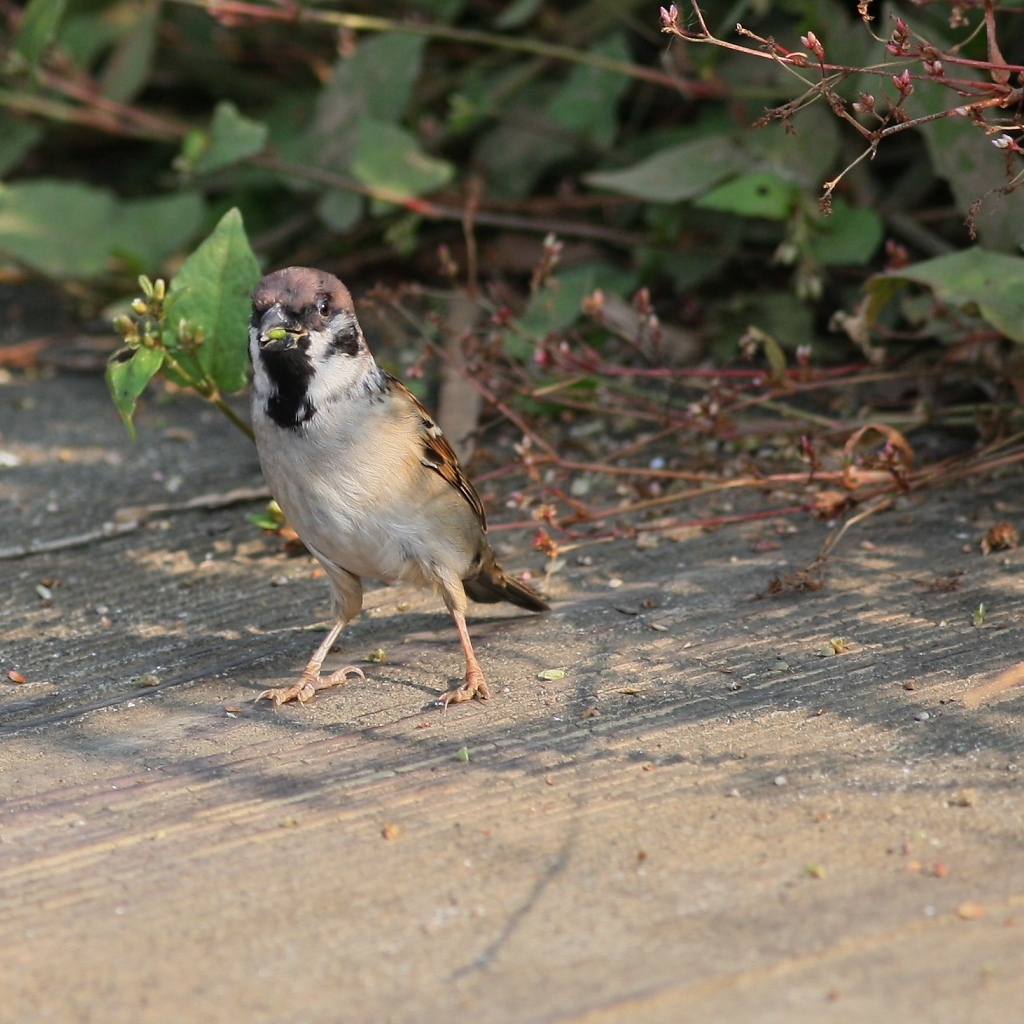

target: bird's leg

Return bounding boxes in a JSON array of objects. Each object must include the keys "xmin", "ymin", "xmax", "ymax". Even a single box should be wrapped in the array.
[
  {"xmin": 256, "ymin": 622, "xmax": 365, "ymax": 706},
  {"xmin": 438, "ymin": 610, "xmax": 490, "ymax": 706},
  {"xmin": 258, "ymin": 566, "xmax": 365, "ymax": 707},
  {"xmin": 257, "ymin": 619, "xmax": 364, "ymax": 706}
]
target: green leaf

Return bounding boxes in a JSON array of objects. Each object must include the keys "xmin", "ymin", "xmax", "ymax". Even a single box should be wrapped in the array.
[
  {"xmin": 472, "ymin": 84, "xmax": 575, "ymax": 199},
  {"xmin": 106, "ymin": 346, "xmax": 164, "ymax": 438},
  {"xmin": 747, "ymin": 105, "xmax": 840, "ymax": 192},
  {"xmin": 56, "ymin": 9, "xmax": 121, "ymax": 67},
  {"xmin": 0, "ymin": 180, "xmax": 117, "ymax": 277},
  {"xmin": 712, "ymin": 291, "xmax": 815, "ymax": 361},
  {"xmin": 695, "ymin": 171, "xmax": 797, "ymax": 220},
  {"xmin": 547, "ymin": 34, "xmax": 632, "ymax": 148},
  {"xmin": 352, "ymin": 118, "xmax": 454, "ymax": 200},
  {"xmin": 160, "ymin": 349, "xmax": 207, "ymax": 390},
  {"xmin": 494, "ymin": 0, "xmax": 541, "ymax": 28},
  {"xmin": 808, "ymin": 199, "xmax": 883, "ymax": 266},
  {"xmin": 0, "ymin": 181, "xmax": 203, "ymax": 279},
  {"xmin": 189, "ymin": 102, "xmax": 269, "ymax": 175},
  {"xmin": 0, "ymin": 116, "xmax": 43, "ymax": 178},
  {"xmin": 585, "ymin": 136, "xmax": 748, "ymax": 203},
  {"xmin": 99, "ymin": 0, "xmax": 160, "ymax": 103},
  {"xmin": 108, "ymin": 192, "xmax": 205, "ymax": 269},
  {"xmin": 860, "ymin": 275, "xmax": 908, "ymax": 332},
  {"xmin": 868, "ymin": 248, "xmax": 1024, "ymax": 344},
  {"xmin": 168, "ymin": 208, "xmax": 260, "ymax": 393},
  {"xmin": 409, "ymin": 0, "xmax": 465, "ymax": 20},
  {"xmin": 14, "ymin": 0, "xmax": 67, "ymax": 66},
  {"xmin": 517, "ymin": 263, "xmax": 639, "ymax": 352},
  {"xmin": 307, "ymin": 34, "xmax": 426, "ymax": 174},
  {"xmin": 317, "ymin": 189, "xmax": 364, "ymax": 232},
  {"xmin": 908, "ymin": 59, "xmax": 1024, "ymax": 252}
]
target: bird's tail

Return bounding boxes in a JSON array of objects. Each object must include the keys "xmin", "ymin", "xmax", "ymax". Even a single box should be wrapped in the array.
[{"xmin": 464, "ymin": 553, "xmax": 549, "ymax": 612}]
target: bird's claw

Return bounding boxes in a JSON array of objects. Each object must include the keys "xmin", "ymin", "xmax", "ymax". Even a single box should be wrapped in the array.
[
  {"xmin": 257, "ymin": 665, "xmax": 364, "ymax": 707},
  {"xmin": 437, "ymin": 672, "xmax": 490, "ymax": 708}
]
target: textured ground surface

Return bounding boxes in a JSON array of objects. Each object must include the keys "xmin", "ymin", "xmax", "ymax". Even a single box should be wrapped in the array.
[{"xmin": 1, "ymin": 367, "xmax": 1022, "ymax": 1024}]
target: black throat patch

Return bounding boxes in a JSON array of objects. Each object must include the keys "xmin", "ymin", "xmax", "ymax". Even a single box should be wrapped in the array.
[{"xmin": 261, "ymin": 347, "xmax": 316, "ymax": 429}]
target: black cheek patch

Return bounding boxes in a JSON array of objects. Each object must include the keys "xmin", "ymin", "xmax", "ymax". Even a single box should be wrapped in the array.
[{"xmin": 330, "ymin": 323, "xmax": 361, "ymax": 357}]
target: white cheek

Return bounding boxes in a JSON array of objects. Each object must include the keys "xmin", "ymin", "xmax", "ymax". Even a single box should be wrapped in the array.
[{"xmin": 305, "ymin": 334, "xmax": 372, "ymax": 404}]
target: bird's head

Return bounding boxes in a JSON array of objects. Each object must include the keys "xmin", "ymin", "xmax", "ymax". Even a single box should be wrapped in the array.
[{"xmin": 249, "ymin": 267, "xmax": 380, "ymax": 428}]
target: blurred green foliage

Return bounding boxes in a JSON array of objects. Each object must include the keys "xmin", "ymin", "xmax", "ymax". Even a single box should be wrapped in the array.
[{"xmin": 2, "ymin": 0, "xmax": 1023, "ymax": 368}]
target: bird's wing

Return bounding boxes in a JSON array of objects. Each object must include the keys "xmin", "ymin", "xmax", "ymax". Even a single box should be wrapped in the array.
[{"xmin": 385, "ymin": 374, "xmax": 487, "ymax": 531}]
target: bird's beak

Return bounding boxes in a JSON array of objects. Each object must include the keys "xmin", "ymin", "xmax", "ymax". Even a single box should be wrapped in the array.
[{"xmin": 257, "ymin": 304, "xmax": 304, "ymax": 351}]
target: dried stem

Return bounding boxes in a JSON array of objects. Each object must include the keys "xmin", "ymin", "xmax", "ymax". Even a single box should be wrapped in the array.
[{"xmin": 170, "ymin": 0, "xmax": 722, "ymax": 97}]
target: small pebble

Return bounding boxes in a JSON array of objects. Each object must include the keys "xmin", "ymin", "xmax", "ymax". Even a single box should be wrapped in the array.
[
  {"xmin": 774, "ymin": 775, "xmax": 788, "ymax": 787},
  {"xmin": 914, "ymin": 711, "xmax": 930, "ymax": 722}
]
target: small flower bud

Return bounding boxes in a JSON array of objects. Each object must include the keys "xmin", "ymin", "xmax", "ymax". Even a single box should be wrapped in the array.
[
  {"xmin": 582, "ymin": 288, "xmax": 606, "ymax": 321},
  {"xmin": 800, "ymin": 32, "xmax": 824, "ymax": 59},
  {"xmin": 113, "ymin": 315, "xmax": 136, "ymax": 338},
  {"xmin": 796, "ymin": 267, "xmax": 823, "ymax": 303},
  {"xmin": 892, "ymin": 69, "xmax": 913, "ymax": 95},
  {"xmin": 131, "ymin": 298, "xmax": 148, "ymax": 315},
  {"xmin": 992, "ymin": 134, "xmax": 1015, "ymax": 149},
  {"xmin": 884, "ymin": 239, "xmax": 910, "ymax": 270},
  {"xmin": 153, "ymin": 278, "xmax": 166, "ymax": 301},
  {"xmin": 774, "ymin": 241, "xmax": 799, "ymax": 266}
]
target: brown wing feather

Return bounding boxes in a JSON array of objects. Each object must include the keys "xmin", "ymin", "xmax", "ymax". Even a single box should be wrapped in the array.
[{"xmin": 384, "ymin": 374, "xmax": 487, "ymax": 530}]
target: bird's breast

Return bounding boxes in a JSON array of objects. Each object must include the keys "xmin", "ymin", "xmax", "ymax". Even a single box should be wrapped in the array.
[{"xmin": 252, "ymin": 403, "xmax": 480, "ymax": 586}]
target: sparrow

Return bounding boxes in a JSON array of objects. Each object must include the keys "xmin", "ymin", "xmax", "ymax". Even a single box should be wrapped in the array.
[{"xmin": 248, "ymin": 266, "xmax": 549, "ymax": 707}]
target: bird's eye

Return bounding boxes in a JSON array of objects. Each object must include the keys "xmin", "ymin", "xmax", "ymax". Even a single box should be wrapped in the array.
[{"xmin": 315, "ymin": 297, "xmax": 330, "ymax": 318}]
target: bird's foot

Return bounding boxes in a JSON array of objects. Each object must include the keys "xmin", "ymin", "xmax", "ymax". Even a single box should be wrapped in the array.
[
  {"xmin": 437, "ymin": 670, "xmax": 490, "ymax": 708},
  {"xmin": 257, "ymin": 665, "xmax": 364, "ymax": 707}
]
